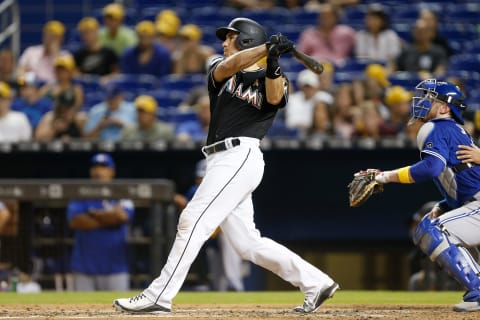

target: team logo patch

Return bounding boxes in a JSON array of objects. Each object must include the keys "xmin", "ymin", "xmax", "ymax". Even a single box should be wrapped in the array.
[{"xmin": 426, "ymin": 142, "xmax": 433, "ymax": 148}]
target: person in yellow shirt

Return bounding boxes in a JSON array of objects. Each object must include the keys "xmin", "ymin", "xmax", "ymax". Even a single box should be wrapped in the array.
[{"xmin": 99, "ymin": 3, "xmax": 137, "ymax": 56}]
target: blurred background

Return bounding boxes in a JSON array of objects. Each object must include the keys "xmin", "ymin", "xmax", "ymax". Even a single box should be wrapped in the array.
[{"xmin": 0, "ymin": 0, "xmax": 478, "ymax": 293}]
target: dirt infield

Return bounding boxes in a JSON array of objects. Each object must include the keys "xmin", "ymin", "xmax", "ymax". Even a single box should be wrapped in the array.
[{"xmin": 1, "ymin": 303, "xmax": 479, "ymax": 320}]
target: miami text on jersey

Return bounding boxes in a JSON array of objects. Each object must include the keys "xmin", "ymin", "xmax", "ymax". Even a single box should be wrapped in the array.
[{"xmin": 220, "ymin": 76, "xmax": 263, "ymax": 109}]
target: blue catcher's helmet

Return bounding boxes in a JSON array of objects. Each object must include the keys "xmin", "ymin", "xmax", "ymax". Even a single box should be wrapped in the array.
[{"xmin": 410, "ymin": 79, "xmax": 467, "ymax": 125}]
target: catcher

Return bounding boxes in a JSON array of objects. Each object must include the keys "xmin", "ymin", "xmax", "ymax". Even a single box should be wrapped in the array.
[{"xmin": 349, "ymin": 79, "xmax": 480, "ymax": 312}]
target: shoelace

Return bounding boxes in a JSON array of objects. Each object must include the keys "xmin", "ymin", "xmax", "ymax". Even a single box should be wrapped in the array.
[{"xmin": 129, "ymin": 293, "xmax": 147, "ymax": 303}]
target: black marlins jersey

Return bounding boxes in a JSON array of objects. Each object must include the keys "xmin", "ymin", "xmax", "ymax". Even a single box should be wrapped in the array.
[{"xmin": 206, "ymin": 56, "xmax": 289, "ymax": 145}]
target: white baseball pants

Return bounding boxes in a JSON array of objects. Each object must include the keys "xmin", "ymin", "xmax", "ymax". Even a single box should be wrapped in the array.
[{"xmin": 143, "ymin": 137, "xmax": 335, "ymax": 309}]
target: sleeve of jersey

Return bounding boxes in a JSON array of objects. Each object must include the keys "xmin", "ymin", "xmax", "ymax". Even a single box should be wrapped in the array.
[
  {"xmin": 206, "ymin": 54, "xmax": 225, "ymax": 91},
  {"xmin": 119, "ymin": 199, "xmax": 135, "ymax": 221},
  {"xmin": 409, "ymin": 154, "xmax": 446, "ymax": 183},
  {"xmin": 416, "ymin": 122, "xmax": 448, "ymax": 166},
  {"xmin": 67, "ymin": 201, "xmax": 86, "ymax": 222}
]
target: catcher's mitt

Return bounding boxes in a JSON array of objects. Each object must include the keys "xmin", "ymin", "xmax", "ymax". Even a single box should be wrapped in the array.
[{"xmin": 348, "ymin": 170, "xmax": 384, "ymax": 207}]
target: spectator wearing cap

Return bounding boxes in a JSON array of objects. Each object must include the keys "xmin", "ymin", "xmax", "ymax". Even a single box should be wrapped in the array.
[
  {"xmin": 42, "ymin": 56, "xmax": 84, "ymax": 111},
  {"xmin": 393, "ymin": 19, "xmax": 447, "ymax": 78},
  {"xmin": 99, "ymin": 3, "xmax": 137, "ymax": 57},
  {"xmin": 11, "ymin": 72, "xmax": 53, "ymax": 128},
  {"xmin": 176, "ymin": 94, "xmax": 210, "ymax": 143},
  {"xmin": 121, "ymin": 95, "xmax": 174, "ymax": 141},
  {"xmin": 17, "ymin": 21, "xmax": 72, "ymax": 84},
  {"xmin": 120, "ymin": 21, "xmax": 171, "ymax": 78},
  {"xmin": 35, "ymin": 90, "xmax": 87, "ymax": 141},
  {"xmin": 83, "ymin": 85, "xmax": 136, "ymax": 141},
  {"xmin": 67, "ymin": 153, "xmax": 135, "ymax": 291},
  {"xmin": 383, "ymin": 85, "xmax": 411, "ymax": 134},
  {"xmin": 0, "ymin": 82, "xmax": 31, "ymax": 142},
  {"xmin": 355, "ymin": 4, "xmax": 401, "ymax": 64},
  {"xmin": 297, "ymin": 3, "xmax": 356, "ymax": 65},
  {"xmin": 172, "ymin": 24, "xmax": 215, "ymax": 75},
  {"xmin": 285, "ymin": 69, "xmax": 333, "ymax": 137},
  {"xmin": 155, "ymin": 10, "xmax": 181, "ymax": 53},
  {"xmin": 352, "ymin": 64, "xmax": 390, "ymax": 117},
  {"xmin": 74, "ymin": 17, "xmax": 119, "ymax": 77}
]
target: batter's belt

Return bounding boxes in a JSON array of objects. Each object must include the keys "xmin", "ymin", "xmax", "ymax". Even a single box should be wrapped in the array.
[{"xmin": 202, "ymin": 138, "xmax": 241, "ymax": 155}]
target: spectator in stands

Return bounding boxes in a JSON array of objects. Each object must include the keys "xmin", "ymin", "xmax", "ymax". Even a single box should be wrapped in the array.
[
  {"xmin": 383, "ymin": 85, "xmax": 411, "ymax": 135},
  {"xmin": 83, "ymin": 84, "xmax": 136, "ymax": 141},
  {"xmin": 42, "ymin": 56, "xmax": 84, "ymax": 111},
  {"xmin": 99, "ymin": 3, "xmax": 137, "ymax": 57},
  {"xmin": 0, "ymin": 201, "xmax": 10, "ymax": 233},
  {"xmin": 0, "ymin": 49, "xmax": 17, "ymax": 85},
  {"xmin": 297, "ymin": 3, "xmax": 356, "ymax": 65},
  {"xmin": 0, "ymin": 82, "xmax": 31, "ymax": 142},
  {"xmin": 67, "ymin": 153, "xmax": 134, "ymax": 291},
  {"xmin": 120, "ymin": 21, "xmax": 171, "ymax": 78},
  {"xmin": 74, "ymin": 17, "xmax": 119, "ymax": 77},
  {"xmin": 419, "ymin": 9, "xmax": 453, "ymax": 57},
  {"xmin": 352, "ymin": 64, "xmax": 390, "ymax": 118},
  {"xmin": 285, "ymin": 69, "xmax": 333, "ymax": 137},
  {"xmin": 353, "ymin": 102, "xmax": 397, "ymax": 139},
  {"xmin": 331, "ymin": 83, "xmax": 359, "ymax": 139},
  {"xmin": 309, "ymin": 98, "xmax": 333, "ymax": 139},
  {"xmin": 355, "ymin": 3, "xmax": 401, "ymax": 64},
  {"xmin": 17, "ymin": 21, "xmax": 71, "ymax": 84},
  {"xmin": 155, "ymin": 10, "xmax": 181, "ymax": 54},
  {"xmin": 393, "ymin": 19, "xmax": 448, "ymax": 78},
  {"xmin": 35, "ymin": 90, "xmax": 87, "ymax": 141},
  {"xmin": 173, "ymin": 24, "xmax": 215, "ymax": 75},
  {"xmin": 11, "ymin": 72, "xmax": 52, "ymax": 128},
  {"xmin": 176, "ymin": 94, "xmax": 210, "ymax": 143},
  {"xmin": 121, "ymin": 95, "xmax": 174, "ymax": 141}
]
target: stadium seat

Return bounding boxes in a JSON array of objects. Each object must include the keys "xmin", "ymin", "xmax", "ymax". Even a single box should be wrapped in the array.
[
  {"xmin": 160, "ymin": 74, "xmax": 206, "ymax": 92},
  {"xmin": 191, "ymin": 7, "xmax": 238, "ymax": 26},
  {"xmin": 147, "ymin": 89, "xmax": 185, "ymax": 108},
  {"xmin": 242, "ymin": 8, "xmax": 290, "ymax": 26},
  {"xmin": 336, "ymin": 59, "xmax": 371, "ymax": 73},
  {"xmin": 75, "ymin": 75, "xmax": 103, "ymax": 94},
  {"xmin": 444, "ymin": 3, "xmax": 480, "ymax": 24},
  {"xmin": 83, "ymin": 92, "xmax": 106, "ymax": 111},
  {"xmin": 290, "ymin": 8, "xmax": 318, "ymax": 26},
  {"xmin": 108, "ymin": 74, "xmax": 161, "ymax": 94},
  {"xmin": 388, "ymin": 72, "xmax": 422, "ymax": 89},
  {"xmin": 448, "ymin": 54, "xmax": 480, "ymax": 73},
  {"xmin": 339, "ymin": 6, "xmax": 367, "ymax": 26},
  {"xmin": 465, "ymin": 40, "xmax": 480, "ymax": 54}
]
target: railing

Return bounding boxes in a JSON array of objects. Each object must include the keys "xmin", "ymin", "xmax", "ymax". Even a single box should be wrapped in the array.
[{"xmin": 0, "ymin": 0, "xmax": 20, "ymax": 57}]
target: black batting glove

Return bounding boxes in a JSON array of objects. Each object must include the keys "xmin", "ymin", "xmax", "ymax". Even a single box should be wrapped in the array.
[{"xmin": 266, "ymin": 33, "xmax": 295, "ymax": 59}]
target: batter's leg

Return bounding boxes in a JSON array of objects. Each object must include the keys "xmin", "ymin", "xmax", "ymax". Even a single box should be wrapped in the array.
[
  {"xmin": 137, "ymin": 146, "xmax": 263, "ymax": 310},
  {"xmin": 219, "ymin": 232, "xmax": 244, "ymax": 291},
  {"xmin": 220, "ymin": 194, "xmax": 337, "ymax": 312}
]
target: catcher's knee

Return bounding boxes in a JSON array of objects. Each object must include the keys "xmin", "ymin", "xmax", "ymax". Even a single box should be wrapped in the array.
[{"xmin": 413, "ymin": 217, "xmax": 450, "ymax": 260}]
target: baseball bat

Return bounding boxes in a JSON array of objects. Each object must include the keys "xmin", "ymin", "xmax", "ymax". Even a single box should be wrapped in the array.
[{"xmin": 291, "ymin": 48, "xmax": 324, "ymax": 75}]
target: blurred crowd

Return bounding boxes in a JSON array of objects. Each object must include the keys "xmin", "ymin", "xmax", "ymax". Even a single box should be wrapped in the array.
[{"xmin": 1, "ymin": 0, "xmax": 479, "ymax": 145}]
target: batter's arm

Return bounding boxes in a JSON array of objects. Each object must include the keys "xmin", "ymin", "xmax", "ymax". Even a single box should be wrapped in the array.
[{"xmin": 213, "ymin": 45, "xmax": 267, "ymax": 82}]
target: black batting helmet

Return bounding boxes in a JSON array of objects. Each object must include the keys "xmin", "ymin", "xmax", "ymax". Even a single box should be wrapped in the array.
[{"xmin": 216, "ymin": 17, "xmax": 267, "ymax": 50}]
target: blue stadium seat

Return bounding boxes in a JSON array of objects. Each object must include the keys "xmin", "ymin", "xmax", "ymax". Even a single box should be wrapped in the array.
[
  {"xmin": 444, "ymin": 3, "xmax": 480, "ymax": 24},
  {"xmin": 388, "ymin": 72, "xmax": 421, "ymax": 89},
  {"xmin": 164, "ymin": 109, "xmax": 198, "ymax": 125},
  {"xmin": 242, "ymin": 8, "xmax": 290, "ymax": 26},
  {"xmin": 334, "ymin": 71, "xmax": 363, "ymax": 84},
  {"xmin": 83, "ymin": 92, "xmax": 106, "ymax": 111},
  {"xmin": 465, "ymin": 40, "xmax": 480, "ymax": 54},
  {"xmin": 74, "ymin": 75, "xmax": 103, "ymax": 94},
  {"xmin": 147, "ymin": 89, "xmax": 185, "ymax": 108},
  {"xmin": 191, "ymin": 7, "xmax": 238, "ymax": 26},
  {"xmin": 448, "ymin": 54, "xmax": 480, "ymax": 73},
  {"xmin": 336, "ymin": 59, "xmax": 371, "ymax": 73},
  {"xmin": 339, "ymin": 6, "xmax": 367, "ymax": 26},
  {"xmin": 160, "ymin": 74, "xmax": 206, "ymax": 92},
  {"xmin": 290, "ymin": 8, "xmax": 318, "ymax": 26},
  {"xmin": 108, "ymin": 74, "xmax": 161, "ymax": 94}
]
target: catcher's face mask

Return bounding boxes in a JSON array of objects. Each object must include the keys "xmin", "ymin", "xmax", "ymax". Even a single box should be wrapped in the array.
[{"xmin": 408, "ymin": 79, "xmax": 438, "ymax": 126}]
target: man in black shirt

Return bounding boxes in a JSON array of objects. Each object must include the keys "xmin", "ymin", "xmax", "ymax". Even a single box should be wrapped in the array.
[
  {"xmin": 73, "ymin": 17, "xmax": 118, "ymax": 77},
  {"xmin": 114, "ymin": 17, "xmax": 338, "ymax": 315}
]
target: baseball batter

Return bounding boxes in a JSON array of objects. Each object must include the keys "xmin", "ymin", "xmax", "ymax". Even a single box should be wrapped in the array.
[
  {"xmin": 364, "ymin": 79, "xmax": 480, "ymax": 312},
  {"xmin": 114, "ymin": 17, "xmax": 338, "ymax": 314}
]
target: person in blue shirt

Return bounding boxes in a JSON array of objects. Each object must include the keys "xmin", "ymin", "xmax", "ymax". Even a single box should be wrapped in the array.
[
  {"xmin": 176, "ymin": 94, "xmax": 210, "ymax": 143},
  {"xmin": 67, "ymin": 153, "xmax": 135, "ymax": 291},
  {"xmin": 11, "ymin": 72, "xmax": 52, "ymax": 128},
  {"xmin": 83, "ymin": 85, "xmax": 136, "ymax": 141},
  {"xmin": 363, "ymin": 79, "xmax": 480, "ymax": 312},
  {"xmin": 120, "ymin": 21, "xmax": 171, "ymax": 78}
]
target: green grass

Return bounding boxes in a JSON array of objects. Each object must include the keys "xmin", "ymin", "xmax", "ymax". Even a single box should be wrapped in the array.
[{"xmin": 0, "ymin": 290, "xmax": 462, "ymax": 305}]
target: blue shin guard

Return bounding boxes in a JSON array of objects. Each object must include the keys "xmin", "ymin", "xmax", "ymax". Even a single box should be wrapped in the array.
[{"xmin": 413, "ymin": 217, "xmax": 480, "ymax": 298}]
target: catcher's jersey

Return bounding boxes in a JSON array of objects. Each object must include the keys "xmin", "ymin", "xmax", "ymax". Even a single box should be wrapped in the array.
[
  {"xmin": 417, "ymin": 118, "xmax": 480, "ymax": 208},
  {"xmin": 206, "ymin": 56, "xmax": 288, "ymax": 145}
]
